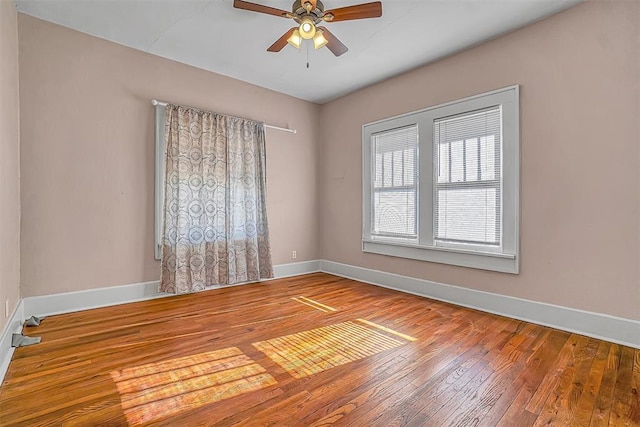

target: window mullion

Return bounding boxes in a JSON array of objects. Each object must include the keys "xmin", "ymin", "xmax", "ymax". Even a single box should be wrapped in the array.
[
  {"xmin": 365, "ymin": 136, "xmax": 374, "ymax": 240},
  {"xmin": 389, "ymin": 151, "xmax": 393, "ymax": 186},
  {"xmin": 418, "ymin": 115, "xmax": 434, "ymax": 247}
]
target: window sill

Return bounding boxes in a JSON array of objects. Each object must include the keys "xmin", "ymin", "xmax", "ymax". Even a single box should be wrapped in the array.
[{"xmin": 362, "ymin": 239, "xmax": 518, "ymax": 274}]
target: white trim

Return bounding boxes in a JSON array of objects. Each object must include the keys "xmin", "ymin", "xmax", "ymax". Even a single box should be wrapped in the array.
[
  {"xmin": 22, "ymin": 260, "xmax": 322, "ymax": 319},
  {"xmin": 271, "ymin": 260, "xmax": 321, "ymax": 279},
  {"xmin": 362, "ymin": 240, "xmax": 517, "ymax": 274},
  {"xmin": 362, "ymin": 84, "xmax": 521, "ymax": 127},
  {"xmin": 23, "ymin": 280, "xmax": 169, "ymax": 318},
  {"xmin": 154, "ymin": 104, "xmax": 166, "ymax": 260},
  {"xmin": 320, "ymin": 260, "xmax": 640, "ymax": 349},
  {"xmin": 0, "ymin": 300, "xmax": 24, "ymax": 385}
]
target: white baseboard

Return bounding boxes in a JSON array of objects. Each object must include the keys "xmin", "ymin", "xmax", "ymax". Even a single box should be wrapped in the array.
[
  {"xmin": 272, "ymin": 260, "xmax": 321, "ymax": 279},
  {"xmin": 23, "ymin": 280, "xmax": 168, "ymax": 318},
  {"xmin": 320, "ymin": 260, "xmax": 640, "ymax": 349},
  {"xmin": 0, "ymin": 300, "xmax": 24, "ymax": 385},
  {"xmin": 22, "ymin": 260, "xmax": 322, "ymax": 319}
]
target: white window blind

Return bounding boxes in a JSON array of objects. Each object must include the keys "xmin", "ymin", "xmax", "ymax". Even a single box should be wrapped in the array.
[
  {"xmin": 371, "ymin": 125, "xmax": 418, "ymax": 240},
  {"xmin": 434, "ymin": 107, "xmax": 502, "ymax": 246}
]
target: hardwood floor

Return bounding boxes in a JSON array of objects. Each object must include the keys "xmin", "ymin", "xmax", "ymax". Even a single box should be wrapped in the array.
[{"xmin": 1, "ymin": 272, "xmax": 638, "ymax": 426}]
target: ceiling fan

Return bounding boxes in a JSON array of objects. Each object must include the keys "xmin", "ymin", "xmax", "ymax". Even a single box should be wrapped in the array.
[{"xmin": 233, "ymin": 0, "xmax": 382, "ymax": 57}]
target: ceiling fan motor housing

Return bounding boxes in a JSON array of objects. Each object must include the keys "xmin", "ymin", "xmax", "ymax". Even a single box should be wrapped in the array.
[{"xmin": 291, "ymin": 0, "xmax": 325, "ymax": 23}]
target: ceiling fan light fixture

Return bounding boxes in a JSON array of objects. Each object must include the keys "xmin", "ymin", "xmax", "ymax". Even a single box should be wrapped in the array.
[
  {"xmin": 233, "ymin": 0, "xmax": 383, "ymax": 56},
  {"xmin": 287, "ymin": 29, "xmax": 302, "ymax": 49},
  {"xmin": 299, "ymin": 17, "xmax": 316, "ymax": 39},
  {"xmin": 313, "ymin": 30, "xmax": 328, "ymax": 49}
]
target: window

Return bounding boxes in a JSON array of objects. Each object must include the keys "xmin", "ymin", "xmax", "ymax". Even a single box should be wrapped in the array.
[{"xmin": 362, "ymin": 86, "xmax": 519, "ymax": 273}]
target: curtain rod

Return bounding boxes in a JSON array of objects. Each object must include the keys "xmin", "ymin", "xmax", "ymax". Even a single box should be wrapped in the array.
[{"xmin": 151, "ymin": 99, "xmax": 297, "ymax": 134}]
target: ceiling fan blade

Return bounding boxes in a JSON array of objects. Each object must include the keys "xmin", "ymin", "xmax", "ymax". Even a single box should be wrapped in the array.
[
  {"xmin": 267, "ymin": 28, "xmax": 297, "ymax": 52},
  {"xmin": 303, "ymin": 0, "xmax": 317, "ymax": 11},
  {"xmin": 233, "ymin": 0, "xmax": 289, "ymax": 18},
  {"xmin": 324, "ymin": 1, "xmax": 382, "ymax": 22},
  {"xmin": 318, "ymin": 26, "xmax": 348, "ymax": 56}
]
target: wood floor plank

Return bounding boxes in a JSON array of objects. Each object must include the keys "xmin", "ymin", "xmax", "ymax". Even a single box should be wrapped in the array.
[
  {"xmin": 308, "ymin": 319, "xmax": 513, "ymax": 425},
  {"xmin": 497, "ymin": 329, "xmax": 570, "ymax": 426},
  {"xmin": 459, "ymin": 324, "xmax": 548, "ymax": 426},
  {"xmin": 533, "ymin": 335, "xmax": 593, "ymax": 426},
  {"xmin": 426, "ymin": 335, "xmax": 530, "ymax": 427},
  {"xmin": 631, "ymin": 350, "xmax": 640, "ymax": 424},
  {"xmin": 526, "ymin": 333, "xmax": 584, "ymax": 414},
  {"xmin": 328, "ymin": 326, "xmax": 502, "ymax": 426},
  {"xmin": 384, "ymin": 354, "xmax": 492, "ymax": 426},
  {"xmin": 573, "ymin": 340, "xmax": 611, "ymax": 426},
  {"xmin": 0, "ymin": 272, "xmax": 637, "ymax": 426},
  {"xmin": 608, "ymin": 346, "xmax": 638, "ymax": 426},
  {"xmin": 591, "ymin": 344, "xmax": 622, "ymax": 426}
]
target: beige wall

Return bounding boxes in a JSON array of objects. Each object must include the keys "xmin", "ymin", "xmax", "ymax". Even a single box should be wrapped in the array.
[
  {"xmin": 0, "ymin": 1, "xmax": 21, "ymax": 330},
  {"xmin": 15, "ymin": 2, "xmax": 640, "ymax": 322},
  {"xmin": 319, "ymin": 1, "xmax": 640, "ymax": 320},
  {"xmin": 18, "ymin": 14, "xmax": 320, "ymax": 297}
]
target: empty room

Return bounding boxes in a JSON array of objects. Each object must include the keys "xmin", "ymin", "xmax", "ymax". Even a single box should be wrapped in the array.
[{"xmin": 0, "ymin": 0, "xmax": 638, "ymax": 425}]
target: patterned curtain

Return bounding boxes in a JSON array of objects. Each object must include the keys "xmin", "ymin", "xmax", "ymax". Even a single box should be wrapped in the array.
[{"xmin": 160, "ymin": 105, "xmax": 273, "ymax": 294}]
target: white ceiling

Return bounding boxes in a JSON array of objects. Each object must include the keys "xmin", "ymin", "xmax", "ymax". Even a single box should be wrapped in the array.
[{"xmin": 15, "ymin": 0, "xmax": 581, "ymax": 103}]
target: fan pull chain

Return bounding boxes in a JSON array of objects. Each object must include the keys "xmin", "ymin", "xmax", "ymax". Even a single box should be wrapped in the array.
[{"xmin": 306, "ymin": 40, "xmax": 310, "ymax": 68}]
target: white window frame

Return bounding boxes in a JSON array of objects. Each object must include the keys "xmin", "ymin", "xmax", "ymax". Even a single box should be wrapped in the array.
[
  {"xmin": 154, "ymin": 104, "xmax": 166, "ymax": 260},
  {"xmin": 362, "ymin": 85, "xmax": 520, "ymax": 274}
]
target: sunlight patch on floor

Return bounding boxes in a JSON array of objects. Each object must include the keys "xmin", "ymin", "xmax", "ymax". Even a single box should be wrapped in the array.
[
  {"xmin": 355, "ymin": 318, "xmax": 418, "ymax": 342},
  {"xmin": 253, "ymin": 320, "xmax": 408, "ymax": 379},
  {"xmin": 110, "ymin": 347, "xmax": 276, "ymax": 424},
  {"xmin": 291, "ymin": 296, "xmax": 338, "ymax": 313}
]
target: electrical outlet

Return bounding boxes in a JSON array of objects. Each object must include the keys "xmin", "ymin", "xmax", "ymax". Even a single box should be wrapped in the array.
[
  {"xmin": 292, "ymin": 250, "xmax": 297, "ymax": 259},
  {"xmin": 5, "ymin": 299, "xmax": 9, "ymax": 318}
]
